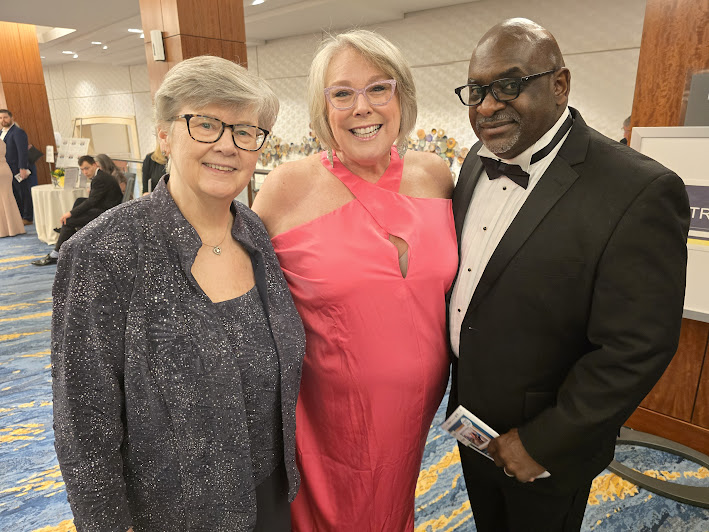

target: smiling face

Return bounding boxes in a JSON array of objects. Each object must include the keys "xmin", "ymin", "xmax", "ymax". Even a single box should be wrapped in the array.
[
  {"xmin": 159, "ymin": 103, "xmax": 262, "ymax": 204},
  {"xmin": 325, "ymin": 48, "xmax": 401, "ymax": 169},
  {"xmin": 467, "ymin": 34, "xmax": 567, "ymax": 159}
]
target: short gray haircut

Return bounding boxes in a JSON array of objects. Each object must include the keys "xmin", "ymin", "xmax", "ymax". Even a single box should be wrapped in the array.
[
  {"xmin": 154, "ymin": 55, "xmax": 279, "ymax": 132},
  {"xmin": 308, "ymin": 29, "xmax": 417, "ymax": 151}
]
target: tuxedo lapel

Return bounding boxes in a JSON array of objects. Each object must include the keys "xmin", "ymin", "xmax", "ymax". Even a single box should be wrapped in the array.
[
  {"xmin": 466, "ymin": 109, "xmax": 590, "ymax": 314},
  {"xmin": 453, "ymin": 143, "xmax": 484, "ymax": 246}
]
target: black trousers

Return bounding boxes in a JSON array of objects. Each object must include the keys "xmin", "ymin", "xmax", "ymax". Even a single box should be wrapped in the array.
[
  {"xmin": 11, "ymin": 176, "xmax": 32, "ymax": 221},
  {"xmin": 54, "ymin": 200, "xmax": 102, "ymax": 252},
  {"xmin": 459, "ymin": 443, "xmax": 591, "ymax": 532}
]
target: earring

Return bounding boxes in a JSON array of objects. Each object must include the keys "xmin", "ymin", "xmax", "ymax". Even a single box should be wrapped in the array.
[
  {"xmin": 327, "ymin": 148, "xmax": 334, "ymax": 167},
  {"xmin": 397, "ymin": 143, "xmax": 407, "ymax": 159}
]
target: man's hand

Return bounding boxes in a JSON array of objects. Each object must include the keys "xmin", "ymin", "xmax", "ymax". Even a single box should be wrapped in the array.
[
  {"xmin": 59, "ymin": 211, "xmax": 71, "ymax": 225},
  {"xmin": 487, "ymin": 428, "xmax": 545, "ymax": 482},
  {"xmin": 19, "ymin": 168, "xmax": 29, "ymax": 180}
]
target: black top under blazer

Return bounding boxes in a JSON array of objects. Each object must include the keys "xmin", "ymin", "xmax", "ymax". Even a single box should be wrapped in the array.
[
  {"xmin": 450, "ymin": 108, "xmax": 690, "ymax": 490},
  {"xmin": 51, "ymin": 178, "xmax": 305, "ymax": 531}
]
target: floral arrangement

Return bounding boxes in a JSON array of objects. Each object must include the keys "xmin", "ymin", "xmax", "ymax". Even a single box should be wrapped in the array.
[
  {"xmin": 258, "ymin": 127, "xmax": 470, "ymax": 170},
  {"xmin": 51, "ymin": 168, "xmax": 65, "ymax": 187}
]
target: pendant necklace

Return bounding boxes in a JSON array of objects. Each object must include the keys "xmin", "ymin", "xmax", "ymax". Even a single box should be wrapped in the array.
[{"xmin": 201, "ymin": 220, "xmax": 231, "ymax": 256}]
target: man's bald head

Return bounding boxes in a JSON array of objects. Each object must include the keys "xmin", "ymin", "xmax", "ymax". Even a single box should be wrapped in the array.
[
  {"xmin": 465, "ymin": 18, "xmax": 570, "ymax": 159},
  {"xmin": 476, "ymin": 18, "xmax": 564, "ymax": 72}
]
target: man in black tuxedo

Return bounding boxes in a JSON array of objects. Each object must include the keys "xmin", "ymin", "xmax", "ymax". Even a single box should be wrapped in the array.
[
  {"xmin": 33, "ymin": 155, "xmax": 122, "ymax": 266},
  {"xmin": 0, "ymin": 109, "xmax": 33, "ymax": 224},
  {"xmin": 448, "ymin": 19, "xmax": 689, "ymax": 531}
]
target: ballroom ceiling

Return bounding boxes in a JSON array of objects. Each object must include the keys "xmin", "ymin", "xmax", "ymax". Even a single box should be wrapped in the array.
[{"xmin": 0, "ymin": 0, "xmax": 474, "ymax": 67}]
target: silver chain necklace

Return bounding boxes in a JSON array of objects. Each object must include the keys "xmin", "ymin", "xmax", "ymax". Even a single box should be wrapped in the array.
[{"xmin": 201, "ymin": 221, "xmax": 230, "ymax": 256}]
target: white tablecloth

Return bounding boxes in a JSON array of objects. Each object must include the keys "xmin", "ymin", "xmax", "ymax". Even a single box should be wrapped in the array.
[{"xmin": 31, "ymin": 185, "xmax": 87, "ymax": 245}]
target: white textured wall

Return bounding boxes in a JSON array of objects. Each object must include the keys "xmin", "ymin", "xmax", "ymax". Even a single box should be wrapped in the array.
[
  {"xmin": 251, "ymin": 0, "xmax": 645, "ymax": 151},
  {"xmin": 43, "ymin": 63, "xmax": 155, "ymax": 159},
  {"xmin": 43, "ymin": 0, "xmax": 646, "ymax": 165}
]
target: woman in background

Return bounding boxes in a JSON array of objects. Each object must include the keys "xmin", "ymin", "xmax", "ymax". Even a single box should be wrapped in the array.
[
  {"xmin": 142, "ymin": 139, "xmax": 167, "ymax": 194},
  {"xmin": 95, "ymin": 152, "xmax": 128, "ymax": 194},
  {"xmin": 52, "ymin": 55, "xmax": 304, "ymax": 532},
  {"xmin": 253, "ymin": 29, "xmax": 458, "ymax": 531},
  {"xmin": 0, "ymin": 139, "xmax": 25, "ymax": 237}
]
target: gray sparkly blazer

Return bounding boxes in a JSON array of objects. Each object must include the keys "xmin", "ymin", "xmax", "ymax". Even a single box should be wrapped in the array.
[{"xmin": 51, "ymin": 178, "xmax": 305, "ymax": 532}]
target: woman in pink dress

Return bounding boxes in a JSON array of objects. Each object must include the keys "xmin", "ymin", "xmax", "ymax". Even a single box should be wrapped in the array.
[
  {"xmin": 253, "ymin": 29, "xmax": 458, "ymax": 531},
  {"xmin": 0, "ymin": 139, "xmax": 26, "ymax": 238}
]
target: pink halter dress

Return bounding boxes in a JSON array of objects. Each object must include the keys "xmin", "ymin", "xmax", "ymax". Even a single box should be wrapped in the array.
[{"xmin": 272, "ymin": 147, "xmax": 458, "ymax": 531}]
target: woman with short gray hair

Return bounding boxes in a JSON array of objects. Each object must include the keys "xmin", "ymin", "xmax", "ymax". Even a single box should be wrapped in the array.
[{"xmin": 52, "ymin": 55, "xmax": 304, "ymax": 532}]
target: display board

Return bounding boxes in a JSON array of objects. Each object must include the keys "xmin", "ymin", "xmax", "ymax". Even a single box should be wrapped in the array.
[{"xmin": 631, "ymin": 127, "xmax": 709, "ymax": 323}]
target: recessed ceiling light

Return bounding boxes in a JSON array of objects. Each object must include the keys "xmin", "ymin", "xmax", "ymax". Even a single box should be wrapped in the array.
[
  {"xmin": 127, "ymin": 28, "xmax": 143, "ymax": 33},
  {"xmin": 62, "ymin": 50, "xmax": 74, "ymax": 54},
  {"xmin": 73, "ymin": 54, "xmax": 78, "ymax": 59},
  {"xmin": 252, "ymin": 0, "xmax": 264, "ymax": 5},
  {"xmin": 103, "ymin": 45, "xmax": 108, "ymax": 50},
  {"xmin": 91, "ymin": 41, "xmax": 102, "ymax": 45},
  {"xmin": 40, "ymin": 56, "xmax": 45, "ymax": 59}
]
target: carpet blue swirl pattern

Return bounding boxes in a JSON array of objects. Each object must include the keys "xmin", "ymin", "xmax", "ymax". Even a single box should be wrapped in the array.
[{"xmin": 1, "ymin": 225, "xmax": 708, "ymax": 531}]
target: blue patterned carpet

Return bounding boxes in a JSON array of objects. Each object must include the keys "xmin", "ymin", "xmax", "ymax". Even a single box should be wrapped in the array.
[{"xmin": 1, "ymin": 225, "xmax": 708, "ymax": 531}]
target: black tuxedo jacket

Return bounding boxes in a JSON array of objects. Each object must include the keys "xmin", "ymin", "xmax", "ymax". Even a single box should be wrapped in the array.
[
  {"xmin": 71, "ymin": 168, "xmax": 123, "ymax": 218},
  {"xmin": 3, "ymin": 124, "xmax": 29, "ymax": 175},
  {"xmin": 449, "ymin": 108, "xmax": 690, "ymax": 489}
]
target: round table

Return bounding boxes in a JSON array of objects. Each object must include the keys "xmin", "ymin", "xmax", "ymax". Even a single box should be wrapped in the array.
[{"xmin": 31, "ymin": 185, "xmax": 87, "ymax": 245}]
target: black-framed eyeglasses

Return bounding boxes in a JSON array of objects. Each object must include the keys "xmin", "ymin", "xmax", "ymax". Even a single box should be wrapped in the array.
[
  {"xmin": 324, "ymin": 79, "xmax": 397, "ymax": 110},
  {"xmin": 454, "ymin": 70, "xmax": 557, "ymax": 107},
  {"xmin": 172, "ymin": 114, "xmax": 269, "ymax": 151}
]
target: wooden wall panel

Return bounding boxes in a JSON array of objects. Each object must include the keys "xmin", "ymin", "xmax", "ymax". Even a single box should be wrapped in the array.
[
  {"xmin": 17, "ymin": 24, "xmax": 44, "ymax": 85},
  {"xmin": 640, "ymin": 319, "xmax": 709, "ymax": 420},
  {"xmin": 0, "ymin": 23, "xmax": 27, "ymax": 85},
  {"xmin": 138, "ymin": 0, "xmax": 164, "ymax": 38},
  {"xmin": 0, "ymin": 23, "xmax": 55, "ymax": 185},
  {"xmin": 140, "ymin": 0, "xmax": 247, "ymax": 98},
  {"xmin": 175, "ymin": 0, "xmax": 221, "ymax": 39},
  {"xmin": 691, "ymin": 339, "xmax": 709, "ymax": 428},
  {"xmin": 218, "ymin": 0, "xmax": 246, "ymax": 42},
  {"xmin": 631, "ymin": 0, "xmax": 709, "ymax": 128},
  {"xmin": 626, "ymin": 406, "xmax": 709, "ymax": 457}
]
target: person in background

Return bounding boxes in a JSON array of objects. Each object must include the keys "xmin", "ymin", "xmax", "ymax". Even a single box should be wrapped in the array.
[
  {"xmin": 95, "ymin": 153, "xmax": 128, "ymax": 194},
  {"xmin": 52, "ymin": 55, "xmax": 304, "ymax": 531},
  {"xmin": 0, "ymin": 109, "xmax": 33, "ymax": 225},
  {"xmin": 0, "ymin": 139, "xmax": 26, "ymax": 237},
  {"xmin": 620, "ymin": 115, "xmax": 632, "ymax": 144},
  {"xmin": 253, "ymin": 29, "xmax": 457, "ymax": 531},
  {"xmin": 32, "ymin": 155, "xmax": 122, "ymax": 266},
  {"xmin": 449, "ymin": 18, "xmax": 689, "ymax": 532},
  {"xmin": 142, "ymin": 139, "xmax": 167, "ymax": 194}
]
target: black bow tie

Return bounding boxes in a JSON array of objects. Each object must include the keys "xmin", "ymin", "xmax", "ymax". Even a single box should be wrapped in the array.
[
  {"xmin": 480, "ymin": 113, "xmax": 574, "ymax": 190},
  {"xmin": 480, "ymin": 158, "xmax": 530, "ymax": 188}
]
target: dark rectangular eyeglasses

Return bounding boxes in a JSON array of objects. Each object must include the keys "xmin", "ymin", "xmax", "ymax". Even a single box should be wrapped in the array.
[
  {"xmin": 173, "ymin": 114, "xmax": 269, "ymax": 151},
  {"xmin": 454, "ymin": 69, "xmax": 557, "ymax": 107}
]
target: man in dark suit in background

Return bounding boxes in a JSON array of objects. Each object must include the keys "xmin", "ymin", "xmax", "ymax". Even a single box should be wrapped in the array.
[
  {"xmin": 0, "ymin": 109, "xmax": 33, "ymax": 225},
  {"xmin": 448, "ymin": 18, "xmax": 689, "ymax": 531},
  {"xmin": 33, "ymin": 155, "xmax": 122, "ymax": 266}
]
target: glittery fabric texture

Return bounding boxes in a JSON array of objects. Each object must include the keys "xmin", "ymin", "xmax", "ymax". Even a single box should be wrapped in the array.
[{"xmin": 51, "ymin": 177, "xmax": 305, "ymax": 532}]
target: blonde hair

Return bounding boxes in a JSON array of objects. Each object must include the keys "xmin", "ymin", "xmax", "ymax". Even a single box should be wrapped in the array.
[
  {"xmin": 154, "ymin": 55, "xmax": 279, "ymax": 133},
  {"xmin": 150, "ymin": 137, "xmax": 167, "ymax": 165},
  {"xmin": 308, "ymin": 29, "xmax": 416, "ymax": 151}
]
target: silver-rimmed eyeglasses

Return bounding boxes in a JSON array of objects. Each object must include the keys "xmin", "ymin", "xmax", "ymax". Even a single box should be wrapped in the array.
[
  {"xmin": 324, "ymin": 79, "xmax": 397, "ymax": 110},
  {"xmin": 172, "ymin": 114, "xmax": 269, "ymax": 151},
  {"xmin": 454, "ymin": 70, "xmax": 557, "ymax": 107}
]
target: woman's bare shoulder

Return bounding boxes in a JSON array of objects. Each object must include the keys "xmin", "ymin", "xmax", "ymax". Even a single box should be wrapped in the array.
[
  {"xmin": 251, "ymin": 153, "xmax": 325, "ymax": 236},
  {"xmin": 402, "ymin": 150, "xmax": 454, "ymax": 199}
]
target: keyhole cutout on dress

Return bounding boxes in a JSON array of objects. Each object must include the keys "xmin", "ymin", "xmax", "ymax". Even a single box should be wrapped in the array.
[{"xmin": 388, "ymin": 234, "xmax": 409, "ymax": 278}]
